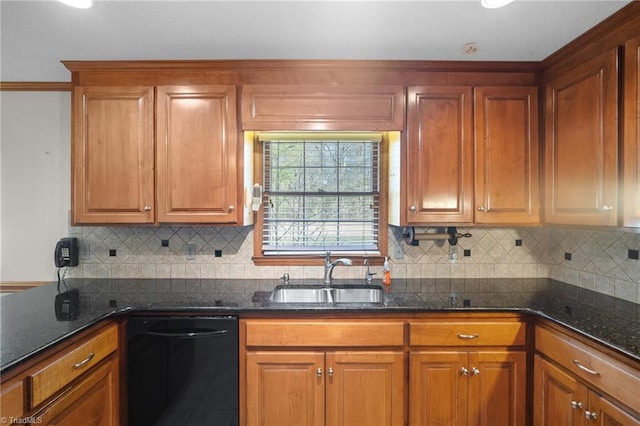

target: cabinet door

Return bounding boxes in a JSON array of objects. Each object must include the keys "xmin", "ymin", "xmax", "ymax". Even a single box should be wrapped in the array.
[
  {"xmin": 37, "ymin": 356, "xmax": 119, "ymax": 426},
  {"xmin": 624, "ymin": 36, "xmax": 640, "ymax": 227},
  {"xmin": 156, "ymin": 85, "xmax": 239, "ymax": 223},
  {"xmin": 326, "ymin": 351, "xmax": 404, "ymax": 426},
  {"xmin": 245, "ymin": 351, "xmax": 324, "ymax": 426},
  {"xmin": 588, "ymin": 390, "xmax": 640, "ymax": 426},
  {"xmin": 410, "ymin": 351, "xmax": 468, "ymax": 425},
  {"xmin": 469, "ymin": 351, "xmax": 527, "ymax": 426},
  {"xmin": 544, "ymin": 48, "xmax": 619, "ymax": 226},
  {"xmin": 72, "ymin": 86, "xmax": 154, "ymax": 224},
  {"xmin": 474, "ymin": 87, "xmax": 540, "ymax": 224},
  {"xmin": 534, "ymin": 355, "xmax": 585, "ymax": 426},
  {"xmin": 405, "ymin": 86, "xmax": 474, "ymax": 224}
]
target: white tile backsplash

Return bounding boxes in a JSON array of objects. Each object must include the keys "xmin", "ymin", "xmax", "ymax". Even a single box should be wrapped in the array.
[{"xmin": 66, "ymin": 224, "xmax": 640, "ymax": 302}]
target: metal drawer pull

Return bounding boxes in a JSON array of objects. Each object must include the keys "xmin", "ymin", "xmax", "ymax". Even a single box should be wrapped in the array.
[
  {"xmin": 328, "ymin": 367, "xmax": 334, "ymax": 377},
  {"xmin": 317, "ymin": 368, "xmax": 322, "ymax": 377},
  {"xmin": 460, "ymin": 367, "xmax": 469, "ymax": 376},
  {"xmin": 471, "ymin": 367, "xmax": 480, "ymax": 376},
  {"xmin": 457, "ymin": 333, "xmax": 480, "ymax": 340},
  {"xmin": 585, "ymin": 411, "xmax": 598, "ymax": 420},
  {"xmin": 573, "ymin": 360, "xmax": 599, "ymax": 376},
  {"xmin": 72, "ymin": 352, "xmax": 95, "ymax": 369},
  {"xmin": 571, "ymin": 401, "xmax": 583, "ymax": 409}
]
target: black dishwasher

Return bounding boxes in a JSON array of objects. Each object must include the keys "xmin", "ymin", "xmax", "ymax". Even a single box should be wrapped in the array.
[{"xmin": 127, "ymin": 316, "xmax": 238, "ymax": 426}]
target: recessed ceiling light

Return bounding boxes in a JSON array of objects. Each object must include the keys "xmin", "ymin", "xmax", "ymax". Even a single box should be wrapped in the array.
[
  {"xmin": 58, "ymin": 0, "xmax": 93, "ymax": 9},
  {"xmin": 481, "ymin": 0, "xmax": 515, "ymax": 9}
]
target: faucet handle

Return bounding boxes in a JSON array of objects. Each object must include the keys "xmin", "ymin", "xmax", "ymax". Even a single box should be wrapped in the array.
[
  {"xmin": 365, "ymin": 271, "xmax": 376, "ymax": 284},
  {"xmin": 281, "ymin": 273, "xmax": 290, "ymax": 284}
]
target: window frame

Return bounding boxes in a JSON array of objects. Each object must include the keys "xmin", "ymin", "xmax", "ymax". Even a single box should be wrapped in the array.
[{"xmin": 252, "ymin": 132, "xmax": 389, "ymax": 266}]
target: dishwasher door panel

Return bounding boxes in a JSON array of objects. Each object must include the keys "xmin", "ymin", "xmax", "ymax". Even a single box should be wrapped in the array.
[{"xmin": 127, "ymin": 316, "xmax": 238, "ymax": 426}]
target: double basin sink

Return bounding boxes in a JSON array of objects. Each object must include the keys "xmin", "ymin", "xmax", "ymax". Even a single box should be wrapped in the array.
[{"xmin": 269, "ymin": 283, "xmax": 388, "ymax": 306}]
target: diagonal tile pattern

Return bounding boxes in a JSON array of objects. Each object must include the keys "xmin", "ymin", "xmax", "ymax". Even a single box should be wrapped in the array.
[{"xmin": 67, "ymin": 224, "xmax": 640, "ymax": 303}]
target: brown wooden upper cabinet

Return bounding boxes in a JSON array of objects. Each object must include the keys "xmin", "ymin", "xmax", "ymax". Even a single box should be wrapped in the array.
[
  {"xmin": 624, "ymin": 35, "xmax": 640, "ymax": 228},
  {"xmin": 404, "ymin": 85, "xmax": 539, "ymax": 226},
  {"xmin": 156, "ymin": 85, "xmax": 238, "ymax": 223},
  {"xmin": 72, "ymin": 86, "xmax": 155, "ymax": 224},
  {"xmin": 405, "ymin": 86, "xmax": 474, "ymax": 224},
  {"xmin": 544, "ymin": 48, "xmax": 619, "ymax": 226},
  {"xmin": 72, "ymin": 84, "xmax": 240, "ymax": 225},
  {"xmin": 241, "ymin": 85, "xmax": 404, "ymax": 131},
  {"xmin": 474, "ymin": 86, "xmax": 540, "ymax": 224}
]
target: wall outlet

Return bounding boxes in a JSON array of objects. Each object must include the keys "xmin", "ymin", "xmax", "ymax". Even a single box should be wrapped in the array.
[
  {"xmin": 185, "ymin": 244, "xmax": 196, "ymax": 260},
  {"xmin": 79, "ymin": 242, "xmax": 90, "ymax": 260},
  {"xmin": 448, "ymin": 293, "xmax": 458, "ymax": 307},
  {"xmin": 449, "ymin": 244, "xmax": 459, "ymax": 263}
]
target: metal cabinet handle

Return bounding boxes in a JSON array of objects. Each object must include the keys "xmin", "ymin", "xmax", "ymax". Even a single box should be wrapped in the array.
[
  {"xmin": 72, "ymin": 352, "xmax": 95, "ymax": 369},
  {"xmin": 228, "ymin": 205, "xmax": 235, "ymax": 212},
  {"xmin": 143, "ymin": 205, "xmax": 152, "ymax": 211},
  {"xmin": 600, "ymin": 205, "xmax": 614, "ymax": 212},
  {"xmin": 571, "ymin": 401, "xmax": 583, "ymax": 409},
  {"xmin": 573, "ymin": 360, "xmax": 599, "ymax": 375},
  {"xmin": 585, "ymin": 411, "xmax": 598, "ymax": 420},
  {"xmin": 457, "ymin": 333, "xmax": 480, "ymax": 340},
  {"xmin": 328, "ymin": 367, "xmax": 334, "ymax": 377},
  {"xmin": 409, "ymin": 205, "xmax": 417, "ymax": 212},
  {"xmin": 471, "ymin": 367, "xmax": 480, "ymax": 376},
  {"xmin": 477, "ymin": 206, "xmax": 485, "ymax": 212},
  {"xmin": 460, "ymin": 367, "xmax": 469, "ymax": 376}
]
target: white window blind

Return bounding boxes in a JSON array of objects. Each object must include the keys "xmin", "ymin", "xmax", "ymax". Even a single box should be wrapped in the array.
[{"xmin": 260, "ymin": 132, "xmax": 381, "ymax": 256}]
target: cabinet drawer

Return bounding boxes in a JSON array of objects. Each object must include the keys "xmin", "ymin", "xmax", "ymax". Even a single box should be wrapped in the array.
[
  {"xmin": 409, "ymin": 321, "xmax": 526, "ymax": 346},
  {"xmin": 0, "ymin": 379, "xmax": 25, "ymax": 419},
  {"xmin": 29, "ymin": 323, "xmax": 118, "ymax": 408},
  {"xmin": 536, "ymin": 326, "xmax": 640, "ymax": 412},
  {"xmin": 244, "ymin": 320, "xmax": 404, "ymax": 347}
]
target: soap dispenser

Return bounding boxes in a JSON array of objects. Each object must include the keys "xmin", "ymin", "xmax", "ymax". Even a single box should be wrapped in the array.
[{"xmin": 382, "ymin": 257, "xmax": 391, "ymax": 289}]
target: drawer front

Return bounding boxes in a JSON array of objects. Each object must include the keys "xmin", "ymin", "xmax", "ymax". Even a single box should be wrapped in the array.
[
  {"xmin": 0, "ymin": 379, "xmax": 25, "ymax": 419},
  {"xmin": 244, "ymin": 320, "xmax": 404, "ymax": 347},
  {"xmin": 409, "ymin": 321, "xmax": 526, "ymax": 346},
  {"xmin": 536, "ymin": 326, "xmax": 640, "ymax": 412},
  {"xmin": 29, "ymin": 323, "xmax": 118, "ymax": 408}
]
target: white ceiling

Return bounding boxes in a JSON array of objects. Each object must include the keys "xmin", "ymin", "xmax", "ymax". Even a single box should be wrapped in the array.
[{"xmin": 0, "ymin": 0, "xmax": 632, "ymax": 82}]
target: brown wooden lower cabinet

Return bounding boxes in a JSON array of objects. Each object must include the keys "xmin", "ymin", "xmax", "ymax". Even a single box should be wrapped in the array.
[
  {"xmin": 242, "ymin": 319, "xmax": 405, "ymax": 426},
  {"xmin": 534, "ymin": 324, "xmax": 640, "ymax": 426},
  {"xmin": 534, "ymin": 355, "xmax": 640, "ymax": 426},
  {"xmin": 35, "ymin": 355, "xmax": 119, "ymax": 426},
  {"xmin": 0, "ymin": 322, "xmax": 120, "ymax": 426},
  {"xmin": 410, "ymin": 350, "xmax": 526, "ymax": 426},
  {"xmin": 245, "ymin": 350, "xmax": 404, "ymax": 426}
]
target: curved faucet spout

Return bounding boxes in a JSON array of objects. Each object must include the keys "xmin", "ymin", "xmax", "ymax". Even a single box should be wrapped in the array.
[{"xmin": 324, "ymin": 253, "xmax": 353, "ymax": 285}]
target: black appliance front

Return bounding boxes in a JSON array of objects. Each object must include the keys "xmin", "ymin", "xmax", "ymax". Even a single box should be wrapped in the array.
[{"xmin": 127, "ymin": 316, "xmax": 238, "ymax": 426}]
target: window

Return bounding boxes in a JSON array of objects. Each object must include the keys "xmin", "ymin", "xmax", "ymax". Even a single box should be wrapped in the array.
[{"xmin": 256, "ymin": 132, "xmax": 385, "ymax": 260}]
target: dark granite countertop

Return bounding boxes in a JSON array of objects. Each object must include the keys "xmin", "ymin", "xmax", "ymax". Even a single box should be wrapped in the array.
[{"xmin": 1, "ymin": 278, "xmax": 639, "ymax": 373}]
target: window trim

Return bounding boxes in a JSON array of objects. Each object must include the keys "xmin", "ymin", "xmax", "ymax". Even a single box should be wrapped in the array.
[{"xmin": 252, "ymin": 132, "xmax": 389, "ymax": 266}]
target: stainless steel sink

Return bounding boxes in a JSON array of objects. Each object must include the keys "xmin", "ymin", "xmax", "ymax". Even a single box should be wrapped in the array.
[
  {"xmin": 269, "ymin": 286, "xmax": 329, "ymax": 304},
  {"xmin": 332, "ymin": 285, "xmax": 385, "ymax": 304},
  {"xmin": 269, "ymin": 284, "xmax": 386, "ymax": 306}
]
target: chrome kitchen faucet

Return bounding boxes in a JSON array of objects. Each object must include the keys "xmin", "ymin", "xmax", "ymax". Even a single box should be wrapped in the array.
[{"xmin": 323, "ymin": 251, "xmax": 353, "ymax": 285}]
